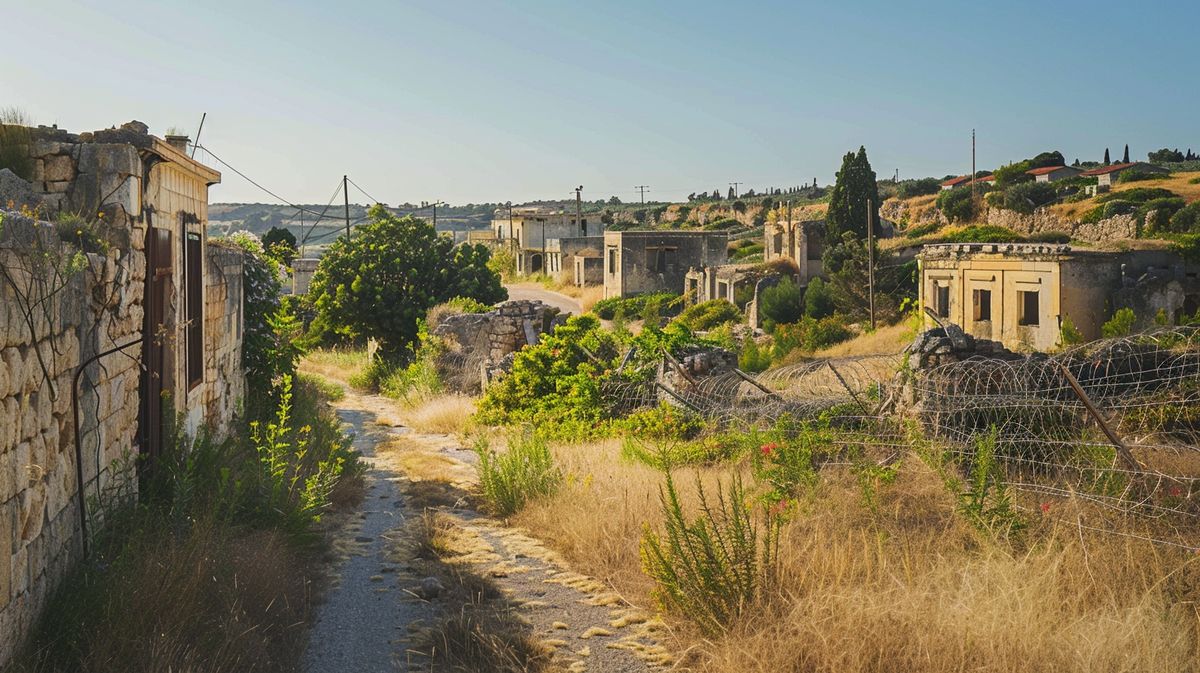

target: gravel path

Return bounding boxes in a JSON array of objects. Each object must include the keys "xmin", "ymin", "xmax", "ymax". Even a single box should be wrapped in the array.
[
  {"xmin": 504, "ymin": 284, "xmax": 584, "ymax": 316},
  {"xmin": 303, "ymin": 387, "xmax": 667, "ymax": 672}
]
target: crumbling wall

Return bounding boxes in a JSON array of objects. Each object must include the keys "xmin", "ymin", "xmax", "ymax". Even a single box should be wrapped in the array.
[
  {"xmin": 0, "ymin": 210, "xmax": 144, "ymax": 660},
  {"xmin": 985, "ymin": 207, "xmax": 1138, "ymax": 242},
  {"xmin": 202, "ymin": 243, "xmax": 245, "ymax": 436},
  {"xmin": 431, "ymin": 300, "xmax": 564, "ymax": 392}
]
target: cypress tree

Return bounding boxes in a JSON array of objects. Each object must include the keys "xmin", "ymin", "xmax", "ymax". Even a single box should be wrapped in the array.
[
  {"xmin": 1104, "ymin": 148, "xmax": 1111, "ymax": 164},
  {"xmin": 826, "ymin": 146, "xmax": 880, "ymax": 241},
  {"xmin": 1122, "ymin": 144, "xmax": 1130, "ymax": 163}
]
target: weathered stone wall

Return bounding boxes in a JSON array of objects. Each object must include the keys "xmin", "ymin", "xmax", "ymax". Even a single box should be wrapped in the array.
[
  {"xmin": 201, "ymin": 243, "xmax": 245, "ymax": 437},
  {"xmin": 985, "ymin": 207, "xmax": 1138, "ymax": 242},
  {"xmin": 431, "ymin": 300, "xmax": 564, "ymax": 392},
  {"xmin": 0, "ymin": 211, "xmax": 144, "ymax": 661}
]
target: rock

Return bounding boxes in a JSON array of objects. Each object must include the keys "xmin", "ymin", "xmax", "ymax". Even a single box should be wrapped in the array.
[
  {"xmin": 41, "ymin": 155, "xmax": 74, "ymax": 182},
  {"xmin": 0, "ymin": 169, "xmax": 41, "ymax": 209},
  {"xmin": 411, "ymin": 577, "xmax": 445, "ymax": 600}
]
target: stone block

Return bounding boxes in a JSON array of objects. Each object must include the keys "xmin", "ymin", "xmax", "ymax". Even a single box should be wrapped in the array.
[
  {"xmin": 12, "ymin": 544, "xmax": 27, "ymax": 596},
  {"xmin": 0, "ymin": 500, "xmax": 11, "ymax": 608},
  {"xmin": 1, "ymin": 348, "xmax": 20, "ymax": 398},
  {"xmin": 18, "ymin": 481, "xmax": 45, "ymax": 543},
  {"xmin": 41, "ymin": 155, "xmax": 74, "ymax": 183},
  {"xmin": 44, "ymin": 181, "xmax": 70, "ymax": 194}
]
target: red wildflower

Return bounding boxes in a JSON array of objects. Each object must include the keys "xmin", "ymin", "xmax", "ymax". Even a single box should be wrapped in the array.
[
  {"xmin": 1039, "ymin": 502, "xmax": 1051, "ymax": 514},
  {"xmin": 760, "ymin": 442, "xmax": 778, "ymax": 456},
  {"xmin": 1168, "ymin": 486, "xmax": 1184, "ymax": 498}
]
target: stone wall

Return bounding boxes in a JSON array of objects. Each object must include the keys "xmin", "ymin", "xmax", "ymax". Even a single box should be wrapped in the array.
[
  {"xmin": 201, "ymin": 242, "xmax": 245, "ymax": 437},
  {"xmin": 431, "ymin": 300, "xmax": 565, "ymax": 392},
  {"xmin": 0, "ymin": 211, "xmax": 143, "ymax": 661},
  {"xmin": 984, "ymin": 207, "xmax": 1138, "ymax": 242}
]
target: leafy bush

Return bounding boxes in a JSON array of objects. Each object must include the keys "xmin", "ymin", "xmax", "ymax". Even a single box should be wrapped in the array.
[
  {"xmin": 1170, "ymin": 233, "xmax": 1200, "ymax": 263},
  {"xmin": 673, "ymin": 299, "xmax": 742, "ymax": 331},
  {"xmin": 1000, "ymin": 182, "xmax": 1058, "ymax": 214},
  {"xmin": 220, "ymin": 232, "xmax": 298, "ymax": 402},
  {"xmin": 903, "ymin": 221, "xmax": 942, "ymax": 239},
  {"xmin": 640, "ymin": 473, "xmax": 779, "ymax": 635},
  {"xmin": 772, "ymin": 315, "xmax": 852, "ymax": 358},
  {"xmin": 1167, "ymin": 201, "xmax": 1200, "ymax": 234},
  {"xmin": 593, "ymin": 292, "xmax": 682, "ymax": 320},
  {"xmin": 1117, "ymin": 170, "xmax": 1169, "ymax": 184},
  {"xmin": 1059, "ymin": 315, "xmax": 1085, "ymax": 347},
  {"xmin": 1103, "ymin": 199, "xmax": 1136, "ymax": 218},
  {"xmin": 752, "ymin": 418, "xmax": 834, "ymax": 502},
  {"xmin": 617, "ymin": 403, "xmax": 706, "ymax": 441},
  {"xmin": 803, "ymin": 276, "xmax": 835, "ymax": 319},
  {"xmin": 1102, "ymin": 307, "xmax": 1137, "ymax": 337},
  {"xmin": 474, "ymin": 432, "xmax": 561, "ymax": 516},
  {"xmin": 1140, "ymin": 197, "xmax": 1187, "ymax": 233},
  {"xmin": 937, "ymin": 225, "xmax": 1024, "ymax": 243},
  {"xmin": 739, "ymin": 337, "xmax": 772, "ymax": 373},
  {"xmin": 1096, "ymin": 187, "xmax": 1176, "ymax": 204},
  {"xmin": 758, "ymin": 277, "xmax": 804, "ymax": 327},
  {"xmin": 896, "ymin": 177, "xmax": 941, "ymax": 199},
  {"xmin": 936, "ymin": 187, "xmax": 977, "ymax": 223}
]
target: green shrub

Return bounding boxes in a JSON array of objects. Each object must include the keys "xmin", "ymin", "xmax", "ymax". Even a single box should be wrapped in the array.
[
  {"xmin": 758, "ymin": 277, "xmax": 804, "ymax": 327},
  {"xmin": 1169, "ymin": 233, "xmax": 1200, "ymax": 262},
  {"xmin": 1168, "ymin": 201, "xmax": 1200, "ymax": 234},
  {"xmin": 473, "ymin": 432, "xmax": 561, "ymax": 516},
  {"xmin": 903, "ymin": 221, "xmax": 942, "ymax": 239},
  {"xmin": 803, "ymin": 276, "xmax": 835, "ymax": 319},
  {"xmin": 1141, "ymin": 197, "xmax": 1188, "ymax": 234},
  {"xmin": 936, "ymin": 187, "xmax": 977, "ymax": 223},
  {"xmin": 771, "ymin": 315, "xmax": 852, "ymax": 358},
  {"xmin": 618, "ymin": 403, "xmax": 706, "ymax": 441},
  {"xmin": 739, "ymin": 337, "xmax": 772, "ymax": 373},
  {"xmin": 1059, "ymin": 315, "xmax": 1085, "ymax": 347},
  {"xmin": 1103, "ymin": 199, "xmax": 1136, "ymax": 218},
  {"xmin": 640, "ymin": 473, "xmax": 779, "ymax": 635},
  {"xmin": 593, "ymin": 292, "xmax": 682, "ymax": 320},
  {"xmin": 673, "ymin": 299, "xmax": 742, "ymax": 331},
  {"xmin": 752, "ymin": 419, "xmax": 833, "ymax": 502},
  {"xmin": 1117, "ymin": 170, "xmax": 1169, "ymax": 183},
  {"xmin": 0, "ymin": 119, "xmax": 34, "ymax": 181},
  {"xmin": 1026, "ymin": 231, "xmax": 1071, "ymax": 243},
  {"xmin": 619, "ymin": 436, "xmax": 733, "ymax": 470},
  {"xmin": 937, "ymin": 225, "xmax": 1024, "ymax": 243},
  {"xmin": 896, "ymin": 177, "xmax": 941, "ymax": 199},
  {"xmin": 1096, "ymin": 187, "xmax": 1176, "ymax": 204},
  {"xmin": 1001, "ymin": 182, "xmax": 1058, "ymax": 214},
  {"xmin": 1101, "ymin": 307, "xmax": 1137, "ymax": 338},
  {"xmin": 957, "ymin": 428, "xmax": 1024, "ymax": 537},
  {"xmin": 1190, "ymin": 176, "xmax": 1200, "ymax": 185}
]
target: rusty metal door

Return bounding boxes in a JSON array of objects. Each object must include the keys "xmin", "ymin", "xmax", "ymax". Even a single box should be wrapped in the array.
[{"xmin": 139, "ymin": 226, "xmax": 172, "ymax": 463}]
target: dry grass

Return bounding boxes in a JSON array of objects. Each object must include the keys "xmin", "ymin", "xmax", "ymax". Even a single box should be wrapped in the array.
[
  {"xmin": 300, "ymin": 347, "xmax": 369, "ymax": 384},
  {"xmin": 1052, "ymin": 170, "xmax": 1200, "ymax": 220},
  {"xmin": 812, "ymin": 319, "xmax": 915, "ymax": 358},
  {"xmin": 575, "ymin": 283, "xmax": 605, "ymax": 312},
  {"xmin": 401, "ymin": 394, "xmax": 478, "ymax": 435},
  {"xmin": 510, "ymin": 438, "xmax": 1200, "ymax": 672}
]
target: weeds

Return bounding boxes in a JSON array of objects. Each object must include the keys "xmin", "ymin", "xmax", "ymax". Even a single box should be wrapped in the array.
[
  {"xmin": 474, "ymin": 431, "xmax": 561, "ymax": 516},
  {"xmin": 640, "ymin": 472, "xmax": 780, "ymax": 635}
]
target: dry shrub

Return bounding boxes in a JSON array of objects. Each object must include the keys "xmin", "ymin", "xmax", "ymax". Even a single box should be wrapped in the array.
[
  {"xmin": 515, "ymin": 440, "xmax": 1200, "ymax": 672},
  {"xmin": 300, "ymin": 347, "xmax": 370, "ymax": 384},
  {"xmin": 403, "ymin": 394, "xmax": 478, "ymax": 435},
  {"xmin": 15, "ymin": 523, "xmax": 312, "ymax": 673},
  {"xmin": 576, "ymin": 284, "xmax": 605, "ymax": 312}
]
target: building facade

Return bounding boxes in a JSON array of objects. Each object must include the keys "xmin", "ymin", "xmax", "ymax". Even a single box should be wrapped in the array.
[
  {"xmin": 919, "ymin": 242, "xmax": 1200, "ymax": 351},
  {"xmin": 603, "ymin": 230, "xmax": 727, "ymax": 299},
  {"xmin": 491, "ymin": 206, "xmax": 604, "ymax": 275}
]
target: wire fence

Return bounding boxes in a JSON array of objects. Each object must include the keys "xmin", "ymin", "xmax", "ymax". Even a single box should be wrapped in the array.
[{"xmin": 594, "ymin": 327, "xmax": 1200, "ymax": 548}]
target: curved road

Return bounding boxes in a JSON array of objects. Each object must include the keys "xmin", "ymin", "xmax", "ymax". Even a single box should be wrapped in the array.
[{"xmin": 504, "ymin": 283, "xmax": 583, "ymax": 316}]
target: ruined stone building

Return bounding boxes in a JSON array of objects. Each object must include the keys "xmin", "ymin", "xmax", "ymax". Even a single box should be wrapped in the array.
[
  {"xmin": 919, "ymin": 242, "xmax": 1200, "ymax": 351},
  {"xmin": 603, "ymin": 230, "xmax": 728, "ymax": 299},
  {"xmin": 763, "ymin": 217, "xmax": 825, "ymax": 283},
  {"xmin": 0, "ymin": 121, "xmax": 244, "ymax": 662},
  {"xmin": 491, "ymin": 206, "xmax": 604, "ymax": 276}
]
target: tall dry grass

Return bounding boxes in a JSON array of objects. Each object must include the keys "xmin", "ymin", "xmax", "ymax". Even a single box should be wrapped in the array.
[
  {"xmin": 513, "ymin": 439, "xmax": 1200, "ymax": 672},
  {"xmin": 401, "ymin": 394, "xmax": 478, "ymax": 436},
  {"xmin": 300, "ymin": 347, "xmax": 369, "ymax": 384}
]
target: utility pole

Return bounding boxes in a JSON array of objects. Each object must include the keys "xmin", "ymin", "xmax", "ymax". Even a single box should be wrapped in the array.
[
  {"xmin": 729, "ymin": 181, "xmax": 742, "ymax": 198},
  {"xmin": 343, "ymin": 174, "xmax": 350, "ymax": 239},
  {"xmin": 575, "ymin": 185, "xmax": 584, "ymax": 236},
  {"xmin": 635, "ymin": 185, "xmax": 649, "ymax": 204},
  {"xmin": 506, "ymin": 201, "xmax": 514, "ymax": 251},
  {"xmin": 867, "ymin": 197, "xmax": 876, "ymax": 331},
  {"xmin": 971, "ymin": 129, "xmax": 977, "ymax": 202}
]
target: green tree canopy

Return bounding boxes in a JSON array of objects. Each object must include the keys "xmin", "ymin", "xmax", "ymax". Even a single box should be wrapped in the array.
[
  {"xmin": 262, "ymin": 226, "xmax": 298, "ymax": 265},
  {"xmin": 308, "ymin": 205, "xmax": 506, "ymax": 356},
  {"xmin": 826, "ymin": 146, "xmax": 880, "ymax": 241}
]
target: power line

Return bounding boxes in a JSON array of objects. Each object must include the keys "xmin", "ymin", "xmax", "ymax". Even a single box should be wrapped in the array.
[
  {"xmin": 346, "ymin": 176, "xmax": 382, "ymax": 205},
  {"xmin": 634, "ymin": 185, "xmax": 650, "ymax": 204},
  {"xmin": 298, "ymin": 181, "xmax": 349, "ymax": 248},
  {"xmin": 193, "ymin": 142, "xmax": 352, "ymax": 221}
]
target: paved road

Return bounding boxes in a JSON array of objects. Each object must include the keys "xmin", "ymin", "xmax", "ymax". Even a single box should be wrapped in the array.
[{"xmin": 505, "ymin": 284, "xmax": 583, "ymax": 315}]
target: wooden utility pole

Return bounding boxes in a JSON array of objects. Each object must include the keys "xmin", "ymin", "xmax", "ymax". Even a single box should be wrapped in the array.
[
  {"xmin": 343, "ymin": 174, "xmax": 350, "ymax": 239},
  {"xmin": 867, "ymin": 197, "xmax": 876, "ymax": 330},
  {"xmin": 575, "ymin": 185, "xmax": 584, "ymax": 236},
  {"xmin": 635, "ymin": 185, "xmax": 649, "ymax": 204},
  {"xmin": 729, "ymin": 181, "xmax": 742, "ymax": 198}
]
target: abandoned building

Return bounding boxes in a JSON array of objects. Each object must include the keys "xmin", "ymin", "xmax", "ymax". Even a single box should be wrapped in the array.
[
  {"xmin": 430, "ymin": 300, "xmax": 566, "ymax": 391},
  {"xmin": 0, "ymin": 121, "xmax": 243, "ymax": 663},
  {"xmin": 1080, "ymin": 162, "xmax": 1170, "ymax": 191},
  {"xmin": 919, "ymin": 242, "xmax": 1200, "ymax": 351},
  {"xmin": 603, "ymin": 230, "xmax": 728, "ymax": 299},
  {"xmin": 491, "ymin": 206, "xmax": 604, "ymax": 275},
  {"xmin": 545, "ymin": 235, "xmax": 605, "ymax": 285},
  {"xmin": 763, "ymin": 216, "xmax": 825, "ymax": 283}
]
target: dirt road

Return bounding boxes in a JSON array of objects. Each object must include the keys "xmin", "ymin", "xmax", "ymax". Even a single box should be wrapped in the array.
[
  {"xmin": 302, "ymin": 386, "xmax": 668, "ymax": 672},
  {"xmin": 505, "ymin": 284, "xmax": 584, "ymax": 316}
]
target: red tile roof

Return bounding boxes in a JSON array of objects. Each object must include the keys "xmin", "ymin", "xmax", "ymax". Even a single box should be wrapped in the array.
[
  {"xmin": 940, "ymin": 175, "xmax": 971, "ymax": 187},
  {"xmin": 1026, "ymin": 165, "xmax": 1078, "ymax": 176},
  {"xmin": 972, "ymin": 174, "xmax": 995, "ymax": 183},
  {"xmin": 1079, "ymin": 162, "xmax": 1136, "ymax": 176}
]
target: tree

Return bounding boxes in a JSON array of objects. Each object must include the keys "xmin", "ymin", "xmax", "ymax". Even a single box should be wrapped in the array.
[
  {"xmin": 821, "ymin": 232, "xmax": 915, "ymax": 322},
  {"xmin": 1149, "ymin": 148, "xmax": 1186, "ymax": 163},
  {"xmin": 1122, "ymin": 144, "xmax": 1130, "ymax": 163},
  {"xmin": 727, "ymin": 186, "xmax": 735, "ymax": 199},
  {"xmin": 262, "ymin": 225, "xmax": 298, "ymax": 266},
  {"xmin": 608, "ymin": 195, "xmax": 622, "ymax": 205},
  {"xmin": 1104, "ymin": 148, "xmax": 1111, "ymax": 165},
  {"xmin": 826, "ymin": 146, "xmax": 880, "ymax": 241},
  {"xmin": 758, "ymin": 277, "xmax": 804, "ymax": 327},
  {"xmin": 308, "ymin": 205, "xmax": 507, "ymax": 356},
  {"xmin": 803, "ymin": 276, "xmax": 835, "ymax": 318}
]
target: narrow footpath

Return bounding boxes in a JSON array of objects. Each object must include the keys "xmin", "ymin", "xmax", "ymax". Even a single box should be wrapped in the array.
[{"xmin": 302, "ymin": 387, "xmax": 669, "ymax": 672}]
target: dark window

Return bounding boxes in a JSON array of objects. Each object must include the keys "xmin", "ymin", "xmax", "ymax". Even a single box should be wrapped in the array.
[
  {"xmin": 1019, "ymin": 290, "xmax": 1040, "ymax": 326},
  {"xmin": 185, "ymin": 232, "xmax": 203, "ymax": 390},
  {"xmin": 936, "ymin": 284, "xmax": 950, "ymax": 318},
  {"xmin": 973, "ymin": 288, "xmax": 992, "ymax": 321},
  {"xmin": 608, "ymin": 248, "xmax": 617, "ymax": 273}
]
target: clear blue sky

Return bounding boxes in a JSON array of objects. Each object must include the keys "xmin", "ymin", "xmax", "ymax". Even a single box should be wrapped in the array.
[{"xmin": 2, "ymin": 0, "xmax": 1195, "ymax": 206}]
